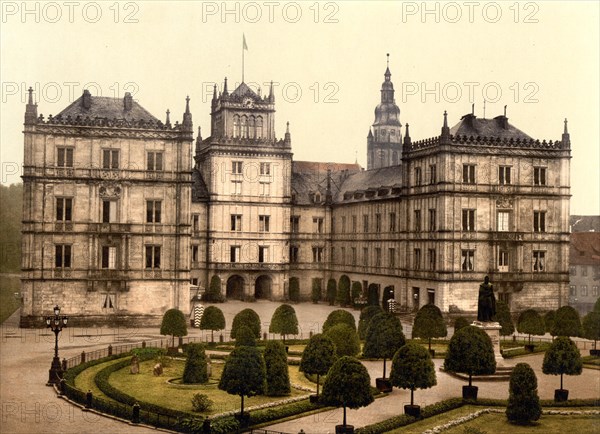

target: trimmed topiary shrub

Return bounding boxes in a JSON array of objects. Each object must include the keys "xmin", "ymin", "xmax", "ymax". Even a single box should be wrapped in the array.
[
  {"xmin": 191, "ymin": 393, "xmax": 213, "ymax": 412},
  {"xmin": 506, "ymin": 362, "xmax": 541, "ymax": 425},
  {"xmin": 235, "ymin": 325, "xmax": 257, "ymax": 347},
  {"xmin": 552, "ymin": 306, "xmax": 583, "ymax": 337},
  {"xmin": 231, "ymin": 308, "xmax": 261, "ymax": 339},
  {"xmin": 494, "ymin": 300, "xmax": 515, "ymax": 337},
  {"xmin": 544, "ymin": 310, "xmax": 556, "ymax": 334},
  {"xmin": 299, "ymin": 333, "xmax": 336, "ymax": 398},
  {"xmin": 412, "ymin": 304, "xmax": 447, "ymax": 352},
  {"xmin": 390, "ymin": 343, "xmax": 437, "ymax": 407},
  {"xmin": 289, "ymin": 277, "xmax": 300, "ymax": 303},
  {"xmin": 325, "ymin": 323, "xmax": 360, "ymax": 357},
  {"xmin": 542, "ymin": 336, "xmax": 582, "ymax": 392},
  {"xmin": 200, "ymin": 306, "xmax": 226, "ymax": 343},
  {"xmin": 454, "ymin": 317, "xmax": 470, "ymax": 332},
  {"xmin": 444, "ymin": 326, "xmax": 496, "ymax": 389},
  {"xmin": 363, "ymin": 313, "xmax": 406, "ymax": 379},
  {"xmin": 326, "ymin": 278, "xmax": 337, "ymax": 305},
  {"xmin": 337, "ymin": 275, "xmax": 351, "ymax": 306},
  {"xmin": 517, "ymin": 309, "xmax": 545, "ymax": 345},
  {"xmin": 205, "ymin": 275, "xmax": 224, "ymax": 302},
  {"xmin": 160, "ymin": 308, "xmax": 188, "ymax": 348},
  {"xmin": 269, "ymin": 304, "xmax": 299, "ymax": 342},
  {"xmin": 219, "ymin": 346, "xmax": 266, "ymax": 416},
  {"xmin": 264, "ymin": 341, "xmax": 291, "ymax": 396},
  {"xmin": 183, "ymin": 343, "xmax": 208, "ymax": 384},
  {"xmin": 582, "ymin": 310, "xmax": 600, "ymax": 350},
  {"xmin": 358, "ymin": 305, "xmax": 384, "ymax": 340},
  {"xmin": 322, "ymin": 309, "xmax": 356, "ymax": 333}
]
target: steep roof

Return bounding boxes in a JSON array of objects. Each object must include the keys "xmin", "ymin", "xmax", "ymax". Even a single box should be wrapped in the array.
[
  {"xmin": 335, "ymin": 165, "xmax": 402, "ymax": 202},
  {"xmin": 570, "ymin": 232, "xmax": 600, "ymax": 266},
  {"xmin": 57, "ymin": 92, "xmax": 160, "ymax": 122},
  {"xmin": 231, "ymin": 82, "xmax": 259, "ymax": 99},
  {"xmin": 291, "ymin": 161, "xmax": 361, "ymax": 205},
  {"xmin": 570, "ymin": 215, "xmax": 600, "ymax": 233},
  {"xmin": 450, "ymin": 114, "xmax": 532, "ymax": 140}
]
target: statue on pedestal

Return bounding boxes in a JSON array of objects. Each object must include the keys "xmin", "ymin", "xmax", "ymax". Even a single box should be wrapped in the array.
[{"xmin": 477, "ymin": 276, "xmax": 496, "ymax": 322}]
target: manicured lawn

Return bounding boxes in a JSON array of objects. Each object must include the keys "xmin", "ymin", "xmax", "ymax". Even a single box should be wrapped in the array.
[
  {"xmin": 74, "ymin": 358, "xmax": 123, "ymax": 401},
  {"xmin": 387, "ymin": 405, "xmax": 481, "ymax": 433},
  {"xmin": 582, "ymin": 355, "xmax": 600, "ymax": 369},
  {"xmin": 108, "ymin": 358, "xmax": 313, "ymax": 415},
  {"xmin": 0, "ymin": 274, "xmax": 21, "ymax": 323}
]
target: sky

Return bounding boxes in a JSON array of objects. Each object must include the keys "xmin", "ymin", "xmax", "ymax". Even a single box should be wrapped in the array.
[{"xmin": 1, "ymin": 1, "xmax": 598, "ymax": 215}]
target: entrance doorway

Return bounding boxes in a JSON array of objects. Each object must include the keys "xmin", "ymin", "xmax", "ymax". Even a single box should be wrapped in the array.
[
  {"xmin": 255, "ymin": 275, "xmax": 272, "ymax": 299},
  {"xmin": 226, "ymin": 275, "xmax": 244, "ymax": 300}
]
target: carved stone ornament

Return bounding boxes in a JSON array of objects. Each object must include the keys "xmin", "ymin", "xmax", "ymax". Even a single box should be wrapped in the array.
[
  {"xmin": 99, "ymin": 184, "xmax": 122, "ymax": 198},
  {"xmin": 496, "ymin": 196, "xmax": 513, "ymax": 209}
]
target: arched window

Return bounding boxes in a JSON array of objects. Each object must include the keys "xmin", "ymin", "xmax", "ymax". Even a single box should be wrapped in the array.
[
  {"xmin": 256, "ymin": 116, "xmax": 263, "ymax": 139},
  {"xmin": 248, "ymin": 116, "xmax": 256, "ymax": 139},
  {"xmin": 240, "ymin": 116, "xmax": 248, "ymax": 138},
  {"xmin": 233, "ymin": 115, "xmax": 240, "ymax": 138}
]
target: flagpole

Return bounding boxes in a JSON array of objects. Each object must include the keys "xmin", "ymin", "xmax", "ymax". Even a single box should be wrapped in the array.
[{"xmin": 242, "ymin": 37, "xmax": 245, "ymax": 83}]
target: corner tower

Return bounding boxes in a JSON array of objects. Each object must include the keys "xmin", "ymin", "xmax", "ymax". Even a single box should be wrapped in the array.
[{"xmin": 367, "ymin": 54, "xmax": 402, "ymax": 169}]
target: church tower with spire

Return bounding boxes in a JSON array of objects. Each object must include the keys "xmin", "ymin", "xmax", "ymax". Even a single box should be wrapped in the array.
[{"xmin": 367, "ymin": 54, "xmax": 402, "ymax": 170}]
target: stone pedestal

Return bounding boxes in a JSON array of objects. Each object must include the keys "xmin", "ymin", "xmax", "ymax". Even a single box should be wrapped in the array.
[{"xmin": 472, "ymin": 321, "xmax": 504, "ymax": 366}]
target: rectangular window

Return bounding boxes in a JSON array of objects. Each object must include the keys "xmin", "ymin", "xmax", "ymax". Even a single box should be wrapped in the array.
[
  {"xmin": 580, "ymin": 285, "xmax": 588, "ymax": 296},
  {"xmin": 102, "ymin": 149, "xmax": 119, "ymax": 169},
  {"xmin": 427, "ymin": 289, "xmax": 435, "ymax": 305},
  {"xmin": 192, "ymin": 245, "xmax": 199, "ymax": 263},
  {"xmin": 341, "ymin": 216, "xmax": 347, "ymax": 233},
  {"xmin": 428, "ymin": 249, "xmax": 436, "ymax": 270},
  {"xmin": 232, "ymin": 161, "xmax": 243, "ymax": 174},
  {"xmin": 352, "ymin": 216, "xmax": 357, "ymax": 232},
  {"xmin": 497, "ymin": 211, "xmax": 510, "ymax": 232},
  {"xmin": 363, "ymin": 215, "xmax": 369, "ymax": 233},
  {"xmin": 499, "ymin": 166, "xmax": 511, "ymax": 185},
  {"xmin": 259, "ymin": 215, "xmax": 270, "ymax": 232},
  {"xmin": 463, "ymin": 164, "xmax": 475, "ymax": 184},
  {"xmin": 101, "ymin": 246, "xmax": 117, "ymax": 269},
  {"xmin": 414, "ymin": 210, "xmax": 421, "ymax": 232},
  {"xmin": 57, "ymin": 147, "xmax": 74, "ymax": 167},
  {"xmin": 146, "ymin": 200, "xmax": 162, "ymax": 224},
  {"xmin": 331, "ymin": 247, "xmax": 335, "ymax": 263},
  {"xmin": 534, "ymin": 167, "xmax": 547, "ymax": 186},
  {"xmin": 102, "ymin": 200, "xmax": 117, "ymax": 223},
  {"xmin": 389, "ymin": 213, "xmax": 396, "ymax": 232},
  {"xmin": 289, "ymin": 246, "xmax": 299, "ymax": 263},
  {"xmin": 429, "ymin": 209, "xmax": 436, "ymax": 231},
  {"xmin": 290, "ymin": 216, "xmax": 300, "ymax": 233},
  {"xmin": 414, "ymin": 248, "xmax": 421, "ymax": 270},
  {"xmin": 231, "ymin": 180, "xmax": 242, "ymax": 195},
  {"xmin": 498, "ymin": 250, "xmax": 509, "ymax": 272},
  {"xmin": 147, "ymin": 152, "xmax": 163, "ymax": 171},
  {"xmin": 56, "ymin": 198, "xmax": 72, "ymax": 222},
  {"xmin": 230, "ymin": 246, "xmax": 240, "ymax": 263},
  {"xmin": 582, "ymin": 266, "xmax": 588, "ymax": 276},
  {"xmin": 533, "ymin": 250, "xmax": 545, "ymax": 272},
  {"xmin": 258, "ymin": 246, "xmax": 269, "ymax": 263},
  {"xmin": 533, "ymin": 211, "xmax": 546, "ymax": 233},
  {"xmin": 592, "ymin": 286, "xmax": 599, "ymax": 297},
  {"xmin": 375, "ymin": 214, "xmax": 381, "ymax": 233},
  {"xmin": 145, "ymin": 245, "xmax": 161, "ymax": 269},
  {"xmin": 352, "ymin": 247, "xmax": 357, "ymax": 265},
  {"xmin": 312, "ymin": 247, "xmax": 323, "ymax": 263},
  {"xmin": 341, "ymin": 247, "xmax": 346, "ymax": 265},
  {"xmin": 313, "ymin": 217, "xmax": 324, "ymax": 234},
  {"xmin": 570, "ymin": 266, "xmax": 576, "ymax": 276},
  {"xmin": 363, "ymin": 247, "xmax": 369, "ymax": 265},
  {"xmin": 388, "ymin": 248, "xmax": 396, "ymax": 268},
  {"xmin": 259, "ymin": 182, "xmax": 271, "ymax": 196},
  {"xmin": 415, "ymin": 167, "xmax": 422, "ymax": 185},
  {"xmin": 230, "ymin": 214, "xmax": 242, "ymax": 231},
  {"xmin": 570, "ymin": 285, "xmax": 576, "ymax": 296},
  {"xmin": 462, "ymin": 209, "xmax": 475, "ymax": 232},
  {"xmin": 375, "ymin": 248, "xmax": 381, "ymax": 267},
  {"xmin": 192, "ymin": 214, "xmax": 200, "ymax": 233},
  {"xmin": 260, "ymin": 162, "xmax": 270, "ymax": 175},
  {"xmin": 461, "ymin": 249, "xmax": 474, "ymax": 271},
  {"xmin": 55, "ymin": 244, "xmax": 72, "ymax": 268},
  {"xmin": 429, "ymin": 164, "xmax": 437, "ymax": 184}
]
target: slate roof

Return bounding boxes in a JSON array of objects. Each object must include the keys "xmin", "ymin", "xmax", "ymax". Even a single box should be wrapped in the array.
[
  {"xmin": 570, "ymin": 215, "xmax": 600, "ymax": 233},
  {"xmin": 291, "ymin": 161, "xmax": 361, "ymax": 205},
  {"xmin": 570, "ymin": 232, "xmax": 600, "ymax": 266},
  {"xmin": 191, "ymin": 169, "xmax": 209, "ymax": 202},
  {"xmin": 57, "ymin": 93, "xmax": 160, "ymax": 122},
  {"xmin": 450, "ymin": 114, "xmax": 532, "ymax": 140},
  {"xmin": 231, "ymin": 82, "xmax": 259, "ymax": 99},
  {"xmin": 335, "ymin": 165, "xmax": 402, "ymax": 202}
]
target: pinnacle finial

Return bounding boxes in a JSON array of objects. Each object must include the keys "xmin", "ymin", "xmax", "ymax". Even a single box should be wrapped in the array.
[
  {"xmin": 443, "ymin": 110, "xmax": 448, "ymax": 128},
  {"xmin": 28, "ymin": 86, "xmax": 34, "ymax": 105},
  {"xmin": 387, "ymin": 53, "xmax": 390, "ymax": 68},
  {"xmin": 185, "ymin": 96, "xmax": 190, "ymax": 114},
  {"xmin": 166, "ymin": 109, "xmax": 171, "ymax": 124},
  {"xmin": 564, "ymin": 118, "xmax": 568, "ymax": 134},
  {"xmin": 405, "ymin": 123, "xmax": 410, "ymax": 137},
  {"xmin": 223, "ymin": 77, "xmax": 228, "ymax": 95},
  {"xmin": 471, "ymin": 103, "xmax": 474, "ymax": 115},
  {"xmin": 286, "ymin": 121, "xmax": 290, "ymax": 134}
]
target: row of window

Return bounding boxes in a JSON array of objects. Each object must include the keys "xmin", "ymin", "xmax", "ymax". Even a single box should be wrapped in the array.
[
  {"xmin": 413, "ymin": 164, "xmax": 548, "ymax": 186},
  {"xmin": 54, "ymin": 244, "xmax": 162, "ymax": 269},
  {"xmin": 56, "ymin": 147, "xmax": 165, "ymax": 171},
  {"xmin": 232, "ymin": 115, "xmax": 264, "ymax": 139},
  {"xmin": 570, "ymin": 265, "xmax": 594, "ymax": 276},
  {"xmin": 56, "ymin": 198, "xmax": 163, "ymax": 224},
  {"xmin": 569, "ymin": 285, "xmax": 600, "ymax": 297}
]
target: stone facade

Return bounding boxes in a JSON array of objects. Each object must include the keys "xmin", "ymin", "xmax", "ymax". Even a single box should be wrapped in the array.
[
  {"xmin": 569, "ymin": 232, "xmax": 600, "ymax": 314},
  {"xmin": 21, "ymin": 64, "xmax": 571, "ymax": 326}
]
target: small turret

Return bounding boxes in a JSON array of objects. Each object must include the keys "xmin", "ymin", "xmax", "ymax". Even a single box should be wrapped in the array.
[
  {"xmin": 165, "ymin": 109, "xmax": 171, "ymax": 127},
  {"xmin": 24, "ymin": 86, "xmax": 38, "ymax": 125},
  {"xmin": 284, "ymin": 121, "xmax": 291, "ymax": 146},
  {"xmin": 268, "ymin": 81, "xmax": 274, "ymax": 103},
  {"xmin": 562, "ymin": 118, "xmax": 570, "ymax": 148},
  {"xmin": 211, "ymin": 84, "xmax": 218, "ymax": 110},
  {"xmin": 182, "ymin": 96, "xmax": 193, "ymax": 132},
  {"xmin": 403, "ymin": 123, "xmax": 412, "ymax": 150},
  {"xmin": 195, "ymin": 126, "xmax": 202, "ymax": 160},
  {"xmin": 440, "ymin": 110, "xmax": 450, "ymax": 143},
  {"xmin": 222, "ymin": 77, "xmax": 229, "ymax": 99}
]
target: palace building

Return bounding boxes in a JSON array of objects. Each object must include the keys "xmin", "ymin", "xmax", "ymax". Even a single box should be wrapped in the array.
[{"xmin": 20, "ymin": 63, "xmax": 571, "ymax": 326}]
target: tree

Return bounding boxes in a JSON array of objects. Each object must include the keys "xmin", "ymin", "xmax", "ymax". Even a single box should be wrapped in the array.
[
  {"xmin": 299, "ymin": 334, "xmax": 337, "ymax": 398},
  {"xmin": 363, "ymin": 313, "xmax": 406, "ymax": 379},
  {"xmin": 544, "ymin": 310, "xmax": 556, "ymax": 334},
  {"xmin": 289, "ymin": 277, "xmax": 300, "ymax": 302},
  {"xmin": 552, "ymin": 306, "xmax": 583, "ymax": 337},
  {"xmin": 321, "ymin": 356, "xmax": 374, "ymax": 429},
  {"xmin": 204, "ymin": 275, "xmax": 223, "ymax": 302},
  {"xmin": 235, "ymin": 326, "xmax": 257, "ymax": 347},
  {"xmin": 264, "ymin": 341, "xmax": 291, "ymax": 396},
  {"xmin": 506, "ymin": 363, "xmax": 541, "ymax": 425},
  {"xmin": 322, "ymin": 309, "xmax": 356, "ymax": 334},
  {"xmin": 517, "ymin": 309, "xmax": 545, "ymax": 345},
  {"xmin": 358, "ymin": 305, "xmax": 384, "ymax": 340},
  {"xmin": 582, "ymin": 310, "xmax": 600, "ymax": 350},
  {"xmin": 231, "ymin": 308, "xmax": 261, "ymax": 339},
  {"xmin": 444, "ymin": 326, "xmax": 496, "ymax": 388},
  {"xmin": 337, "ymin": 275, "xmax": 351, "ymax": 306},
  {"xmin": 160, "ymin": 308, "xmax": 188, "ymax": 347},
  {"xmin": 351, "ymin": 281, "xmax": 363, "ymax": 306},
  {"xmin": 309, "ymin": 278, "xmax": 320, "ymax": 303},
  {"xmin": 325, "ymin": 323, "xmax": 360, "ymax": 357},
  {"xmin": 200, "ymin": 306, "xmax": 225, "ymax": 343},
  {"xmin": 594, "ymin": 297, "xmax": 600, "ymax": 313},
  {"xmin": 326, "ymin": 278, "xmax": 337, "ymax": 306},
  {"xmin": 390, "ymin": 343, "xmax": 436, "ymax": 406},
  {"xmin": 412, "ymin": 304, "xmax": 447, "ymax": 351},
  {"xmin": 493, "ymin": 300, "xmax": 515, "ymax": 337},
  {"xmin": 269, "ymin": 304, "xmax": 299, "ymax": 342},
  {"xmin": 183, "ymin": 343, "xmax": 208, "ymax": 384},
  {"xmin": 542, "ymin": 336, "xmax": 582, "ymax": 391},
  {"xmin": 367, "ymin": 283, "xmax": 379, "ymax": 306},
  {"xmin": 454, "ymin": 317, "xmax": 470, "ymax": 332},
  {"xmin": 219, "ymin": 346, "xmax": 266, "ymax": 416}
]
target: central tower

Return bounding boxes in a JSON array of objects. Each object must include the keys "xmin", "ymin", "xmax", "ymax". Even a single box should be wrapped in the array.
[{"xmin": 367, "ymin": 54, "xmax": 402, "ymax": 169}]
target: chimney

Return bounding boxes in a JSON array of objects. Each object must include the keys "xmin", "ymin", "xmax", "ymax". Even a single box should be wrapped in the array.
[
  {"xmin": 123, "ymin": 92, "xmax": 133, "ymax": 111},
  {"xmin": 82, "ymin": 90, "xmax": 92, "ymax": 110}
]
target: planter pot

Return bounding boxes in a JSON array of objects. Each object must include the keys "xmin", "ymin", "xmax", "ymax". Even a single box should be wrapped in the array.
[
  {"xmin": 462, "ymin": 385, "xmax": 478, "ymax": 400},
  {"xmin": 335, "ymin": 425, "xmax": 354, "ymax": 434},
  {"xmin": 375, "ymin": 378, "xmax": 393, "ymax": 393},
  {"xmin": 554, "ymin": 389, "xmax": 569, "ymax": 402},
  {"xmin": 525, "ymin": 344, "xmax": 535, "ymax": 352},
  {"xmin": 309, "ymin": 394, "xmax": 320, "ymax": 404},
  {"xmin": 429, "ymin": 349, "xmax": 436, "ymax": 358},
  {"xmin": 404, "ymin": 405, "xmax": 421, "ymax": 418},
  {"xmin": 589, "ymin": 349, "xmax": 600, "ymax": 356}
]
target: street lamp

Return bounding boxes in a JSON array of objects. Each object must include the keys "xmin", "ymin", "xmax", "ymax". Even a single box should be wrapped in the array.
[{"xmin": 46, "ymin": 304, "xmax": 68, "ymax": 386}]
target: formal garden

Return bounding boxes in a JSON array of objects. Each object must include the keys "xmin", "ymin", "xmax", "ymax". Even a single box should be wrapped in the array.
[{"xmin": 56, "ymin": 292, "xmax": 600, "ymax": 434}]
